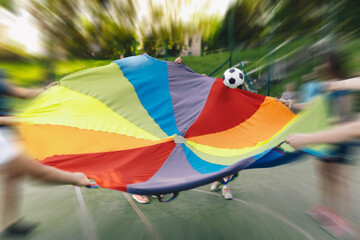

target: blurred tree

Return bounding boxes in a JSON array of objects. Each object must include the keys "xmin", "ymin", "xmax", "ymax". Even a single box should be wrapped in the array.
[
  {"xmin": 269, "ymin": 0, "xmax": 322, "ymax": 38},
  {"xmin": 337, "ymin": 0, "xmax": 360, "ymax": 38},
  {"xmin": 86, "ymin": 0, "xmax": 138, "ymax": 58},
  {"xmin": 188, "ymin": 12, "xmax": 222, "ymax": 53},
  {"xmin": 27, "ymin": 0, "xmax": 236, "ymax": 59},
  {"xmin": 139, "ymin": 0, "xmax": 224, "ymax": 57},
  {"xmin": 139, "ymin": 0, "xmax": 185, "ymax": 57},
  {"xmin": 0, "ymin": 0, "xmax": 15, "ymax": 12},
  {"xmin": 29, "ymin": 0, "xmax": 92, "ymax": 59},
  {"xmin": 269, "ymin": 0, "xmax": 360, "ymax": 41},
  {"xmin": 28, "ymin": 0, "xmax": 138, "ymax": 59},
  {"xmin": 210, "ymin": 0, "xmax": 267, "ymax": 49}
]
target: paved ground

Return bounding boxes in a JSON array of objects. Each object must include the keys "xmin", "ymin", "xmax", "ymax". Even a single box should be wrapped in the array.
[{"xmin": 2, "ymin": 156, "xmax": 360, "ymax": 240}]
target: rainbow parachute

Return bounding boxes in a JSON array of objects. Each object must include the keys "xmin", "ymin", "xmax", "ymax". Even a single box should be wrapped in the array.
[{"xmin": 18, "ymin": 55, "xmax": 328, "ymax": 195}]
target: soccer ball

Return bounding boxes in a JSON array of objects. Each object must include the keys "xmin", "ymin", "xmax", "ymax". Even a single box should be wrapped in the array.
[{"xmin": 222, "ymin": 68, "xmax": 244, "ymax": 89}]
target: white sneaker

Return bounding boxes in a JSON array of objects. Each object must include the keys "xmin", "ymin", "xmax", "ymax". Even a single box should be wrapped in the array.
[
  {"xmin": 222, "ymin": 186, "xmax": 232, "ymax": 200},
  {"xmin": 132, "ymin": 194, "xmax": 149, "ymax": 204},
  {"xmin": 151, "ymin": 194, "xmax": 163, "ymax": 199},
  {"xmin": 210, "ymin": 181, "xmax": 221, "ymax": 191}
]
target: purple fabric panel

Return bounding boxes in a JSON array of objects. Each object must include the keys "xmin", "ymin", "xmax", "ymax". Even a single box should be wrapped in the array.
[
  {"xmin": 167, "ymin": 62, "xmax": 215, "ymax": 135},
  {"xmin": 126, "ymin": 144, "xmax": 255, "ymax": 195}
]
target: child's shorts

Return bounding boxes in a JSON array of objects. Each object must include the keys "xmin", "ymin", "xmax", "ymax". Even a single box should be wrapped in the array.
[
  {"xmin": 0, "ymin": 128, "xmax": 20, "ymax": 166},
  {"xmin": 320, "ymin": 143, "xmax": 356, "ymax": 164}
]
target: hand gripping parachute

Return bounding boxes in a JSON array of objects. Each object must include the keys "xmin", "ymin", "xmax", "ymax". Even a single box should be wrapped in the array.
[{"xmin": 18, "ymin": 55, "xmax": 329, "ymax": 195}]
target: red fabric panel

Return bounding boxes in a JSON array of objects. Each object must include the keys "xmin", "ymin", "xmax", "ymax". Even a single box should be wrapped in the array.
[
  {"xmin": 42, "ymin": 142, "xmax": 176, "ymax": 191},
  {"xmin": 185, "ymin": 78, "xmax": 266, "ymax": 138}
]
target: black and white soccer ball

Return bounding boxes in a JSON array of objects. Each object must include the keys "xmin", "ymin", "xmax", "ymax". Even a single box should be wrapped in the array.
[{"xmin": 222, "ymin": 68, "xmax": 244, "ymax": 89}]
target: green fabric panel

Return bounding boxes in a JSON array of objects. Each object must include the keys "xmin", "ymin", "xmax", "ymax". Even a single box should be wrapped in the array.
[
  {"xmin": 60, "ymin": 63, "xmax": 168, "ymax": 139},
  {"xmin": 187, "ymin": 95, "xmax": 331, "ymax": 165}
]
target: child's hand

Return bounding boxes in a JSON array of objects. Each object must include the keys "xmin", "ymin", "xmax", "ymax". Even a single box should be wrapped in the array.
[
  {"xmin": 0, "ymin": 116, "xmax": 19, "ymax": 125},
  {"xmin": 44, "ymin": 82, "xmax": 58, "ymax": 90},
  {"xmin": 286, "ymin": 134, "xmax": 309, "ymax": 149},
  {"xmin": 174, "ymin": 57, "xmax": 183, "ymax": 64}
]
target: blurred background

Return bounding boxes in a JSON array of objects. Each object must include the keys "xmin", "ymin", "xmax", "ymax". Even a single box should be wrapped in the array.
[
  {"xmin": 0, "ymin": 0, "xmax": 359, "ymax": 97},
  {"xmin": 1, "ymin": 1, "xmax": 360, "ymax": 240}
]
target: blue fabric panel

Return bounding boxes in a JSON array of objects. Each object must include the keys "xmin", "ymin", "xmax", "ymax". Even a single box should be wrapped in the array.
[
  {"xmin": 301, "ymin": 148, "xmax": 330, "ymax": 158},
  {"xmin": 246, "ymin": 149, "xmax": 304, "ymax": 169},
  {"xmin": 182, "ymin": 144, "xmax": 227, "ymax": 174},
  {"xmin": 113, "ymin": 55, "xmax": 179, "ymax": 136}
]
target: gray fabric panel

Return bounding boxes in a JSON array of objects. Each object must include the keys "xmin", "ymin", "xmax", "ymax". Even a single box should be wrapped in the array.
[{"xmin": 167, "ymin": 62, "xmax": 215, "ymax": 135}]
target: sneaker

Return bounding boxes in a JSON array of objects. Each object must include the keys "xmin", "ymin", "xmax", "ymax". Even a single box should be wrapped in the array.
[
  {"xmin": 1, "ymin": 219, "xmax": 39, "ymax": 237},
  {"xmin": 151, "ymin": 194, "xmax": 163, "ymax": 199},
  {"xmin": 321, "ymin": 220, "xmax": 355, "ymax": 239},
  {"xmin": 307, "ymin": 206, "xmax": 356, "ymax": 239},
  {"xmin": 306, "ymin": 206, "xmax": 332, "ymax": 224},
  {"xmin": 210, "ymin": 181, "xmax": 221, "ymax": 192},
  {"xmin": 132, "ymin": 194, "xmax": 149, "ymax": 204},
  {"xmin": 222, "ymin": 186, "xmax": 232, "ymax": 200}
]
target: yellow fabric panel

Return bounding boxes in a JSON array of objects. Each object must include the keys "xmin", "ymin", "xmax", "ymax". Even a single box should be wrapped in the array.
[
  {"xmin": 19, "ymin": 86, "xmax": 160, "ymax": 141},
  {"xmin": 60, "ymin": 63, "xmax": 169, "ymax": 139}
]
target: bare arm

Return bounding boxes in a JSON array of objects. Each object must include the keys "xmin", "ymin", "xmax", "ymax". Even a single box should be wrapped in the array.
[
  {"xmin": 0, "ymin": 116, "xmax": 18, "ymax": 125},
  {"xmin": 5, "ymin": 82, "xmax": 57, "ymax": 99},
  {"xmin": 326, "ymin": 77, "xmax": 360, "ymax": 91},
  {"xmin": 278, "ymin": 98, "xmax": 309, "ymax": 111},
  {"xmin": 286, "ymin": 119, "xmax": 360, "ymax": 149},
  {"xmin": 292, "ymin": 102, "xmax": 309, "ymax": 111}
]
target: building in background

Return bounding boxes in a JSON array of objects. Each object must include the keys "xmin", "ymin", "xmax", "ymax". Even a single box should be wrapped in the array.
[{"xmin": 182, "ymin": 33, "xmax": 201, "ymax": 56}]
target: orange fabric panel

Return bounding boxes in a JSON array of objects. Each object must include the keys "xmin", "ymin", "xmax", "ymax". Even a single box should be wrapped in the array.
[
  {"xmin": 18, "ymin": 124, "xmax": 172, "ymax": 161},
  {"xmin": 187, "ymin": 98, "xmax": 294, "ymax": 148}
]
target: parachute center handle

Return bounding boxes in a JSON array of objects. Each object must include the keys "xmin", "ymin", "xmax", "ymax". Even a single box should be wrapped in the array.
[
  {"xmin": 85, "ymin": 180, "xmax": 100, "ymax": 189},
  {"xmin": 174, "ymin": 135, "xmax": 187, "ymax": 144}
]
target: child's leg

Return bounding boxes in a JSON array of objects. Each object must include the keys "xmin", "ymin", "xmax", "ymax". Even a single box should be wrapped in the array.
[{"xmin": 1, "ymin": 171, "xmax": 23, "ymax": 230}]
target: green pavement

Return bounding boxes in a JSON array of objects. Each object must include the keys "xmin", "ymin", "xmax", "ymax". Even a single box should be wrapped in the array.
[{"xmin": 3, "ymin": 156, "xmax": 359, "ymax": 240}]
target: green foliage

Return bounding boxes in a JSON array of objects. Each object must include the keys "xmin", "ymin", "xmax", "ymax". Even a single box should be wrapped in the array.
[
  {"xmin": 337, "ymin": 0, "xmax": 360, "ymax": 37},
  {"xmin": 29, "ymin": 0, "xmax": 138, "ymax": 59},
  {"xmin": 54, "ymin": 60, "xmax": 113, "ymax": 80},
  {"xmin": 1, "ymin": 38, "xmax": 359, "ymax": 100},
  {"xmin": 139, "ymin": 0, "xmax": 185, "ymax": 58},
  {"xmin": 0, "ymin": 61, "xmax": 46, "ymax": 87},
  {"xmin": 0, "ymin": 0, "xmax": 14, "ymax": 12},
  {"xmin": 210, "ymin": 0, "xmax": 268, "ymax": 49},
  {"xmin": 269, "ymin": 0, "xmax": 323, "ymax": 36}
]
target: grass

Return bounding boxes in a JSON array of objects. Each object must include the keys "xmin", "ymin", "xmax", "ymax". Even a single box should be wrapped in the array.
[
  {"xmin": 54, "ymin": 60, "xmax": 113, "ymax": 80},
  {"xmin": 0, "ymin": 36, "xmax": 359, "ymax": 99},
  {"xmin": 0, "ymin": 61, "xmax": 46, "ymax": 87}
]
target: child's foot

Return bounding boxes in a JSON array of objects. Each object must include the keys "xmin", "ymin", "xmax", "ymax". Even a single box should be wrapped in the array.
[
  {"xmin": 321, "ymin": 217, "xmax": 355, "ymax": 239},
  {"xmin": 210, "ymin": 181, "xmax": 221, "ymax": 192},
  {"xmin": 151, "ymin": 194, "xmax": 163, "ymax": 199},
  {"xmin": 307, "ymin": 206, "xmax": 356, "ymax": 239},
  {"xmin": 1, "ymin": 218, "xmax": 39, "ymax": 237},
  {"xmin": 306, "ymin": 205, "xmax": 330, "ymax": 224},
  {"xmin": 222, "ymin": 186, "xmax": 233, "ymax": 200},
  {"xmin": 132, "ymin": 194, "xmax": 149, "ymax": 204}
]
